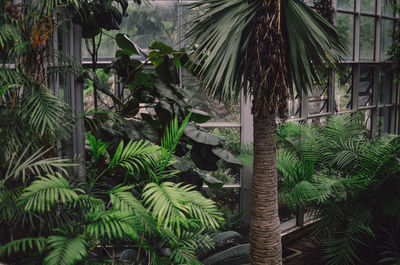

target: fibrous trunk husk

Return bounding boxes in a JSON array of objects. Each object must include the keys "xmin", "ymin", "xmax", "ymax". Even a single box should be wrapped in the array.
[
  {"xmin": 249, "ymin": 0, "xmax": 289, "ymax": 120},
  {"xmin": 249, "ymin": 0, "xmax": 285, "ymax": 264},
  {"xmin": 251, "ymin": 111, "xmax": 282, "ymax": 265}
]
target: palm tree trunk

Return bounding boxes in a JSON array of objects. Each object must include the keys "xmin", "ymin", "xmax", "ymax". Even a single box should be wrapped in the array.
[{"xmin": 250, "ymin": 111, "xmax": 282, "ymax": 265}]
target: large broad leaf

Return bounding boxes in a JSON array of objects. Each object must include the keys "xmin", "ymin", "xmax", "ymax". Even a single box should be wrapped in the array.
[
  {"xmin": 172, "ymin": 156, "xmax": 192, "ymax": 172},
  {"xmin": 81, "ymin": 13, "xmax": 101, "ymax": 38},
  {"xmin": 196, "ymin": 170, "xmax": 224, "ymax": 189},
  {"xmin": 140, "ymin": 123, "xmax": 158, "ymax": 142},
  {"xmin": 189, "ymin": 109, "xmax": 212, "ymax": 123},
  {"xmin": 94, "ymin": 5, "xmax": 122, "ymax": 30},
  {"xmin": 116, "ymin": 33, "xmax": 140, "ymax": 55},
  {"xmin": 190, "ymin": 144, "xmax": 219, "ymax": 171},
  {"xmin": 212, "ymin": 148, "xmax": 241, "ymax": 165},
  {"xmin": 155, "ymin": 99, "xmax": 172, "ymax": 122},
  {"xmin": 121, "ymin": 98, "xmax": 139, "ymax": 118},
  {"xmin": 184, "ymin": 123, "xmax": 224, "ymax": 146}
]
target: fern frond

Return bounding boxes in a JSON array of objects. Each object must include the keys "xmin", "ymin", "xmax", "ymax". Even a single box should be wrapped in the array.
[
  {"xmin": 5, "ymin": 146, "xmax": 73, "ymax": 183},
  {"xmin": 44, "ymin": 235, "xmax": 87, "ymax": 265},
  {"xmin": 0, "ymin": 237, "xmax": 46, "ymax": 258},
  {"xmin": 157, "ymin": 114, "xmax": 191, "ymax": 180},
  {"xmin": 109, "ymin": 185, "xmax": 155, "ymax": 230},
  {"xmin": 182, "ymin": 187, "xmax": 223, "ymax": 230},
  {"xmin": 18, "ymin": 89, "xmax": 73, "ymax": 139},
  {"xmin": 108, "ymin": 139, "xmax": 160, "ymax": 174},
  {"xmin": 19, "ymin": 173, "xmax": 83, "ymax": 212},
  {"xmin": 87, "ymin": 133, "xmax": 109, "ymax": 161},
  {"xmin": 85, "ymin": 209, "xmax": 142, "ymax": 241},
  {"xmin": 142, "ymin": 182, "xmax": 189, "ymax": 235},
  {"xmin": 0, "ymin": 23, "xmax": 22, "ymax": 48}
]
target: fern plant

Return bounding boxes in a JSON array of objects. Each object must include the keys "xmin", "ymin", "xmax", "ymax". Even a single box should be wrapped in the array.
[{"xmin": 1, "ymin": 116, "xmax": 223, "ymax": 265}]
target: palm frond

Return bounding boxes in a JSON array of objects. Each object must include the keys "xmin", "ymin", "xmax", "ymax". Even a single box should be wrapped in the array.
[
  {"xmin": 5, "ymin": 146, "xmax": 73, "ymax": 183},
  {"xmin": 18, "ymin": 89, "xmax": 73, "ymax": 140},
  {"xmin": 44, "ymin": 235, "xmax": 87, "ymax": 265},
  {"xmin": 156, "ymin": 114, "xmax": 191, "ymax": 180},
  {"xmin": 19, "ymin": 173, "xmax": 83, "ymax": 212},
  {"xmin": 184, "ymin": 0, "xmax": 258, "ymax": 101},
  {"xmin": 0, "ymin": 23, "xmax": 22, "ymax": 49},
  {"xmin": 142, "ymin": 182, "xmax": 189, "ymax": 234},
  {"xmin": 181, "ymin": 186, "xmax": 223, "ymax": 231},
  {"xmin": 282, "ymin": 0, "xmax": 347, "ymax": 94},
  {"xmin": 109, "ymin": 185, "xmax": 155, "ymax": 230},
  {"xmin": 87, "ymin": 133, "xmax": 109, "ymax": 161},
  {"xmin": 143, "ymin": 182, "xmax": 222, "ymax": 235},
  {"xmin": 161, "ymin": 229, "xmax": 212, "ymax": 265},
  {"xmin": 0, "ymin": 237, "xmax": 46, "ymax": 258},
  {"xmin": 108, "ymin": 139, "xmax": 159, "ymax": 175},
  {"xmin": 85, "ymin": 209, "xmax": 141, "ymax": 241}
]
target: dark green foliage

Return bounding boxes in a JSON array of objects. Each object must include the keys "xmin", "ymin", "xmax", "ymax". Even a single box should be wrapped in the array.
[
  {"xmin": 83, "ymin": 34, "xmax": 241, "ymax": 189},
  {"xmin": 239, "ymin": 114, "xmax": 400, "ymax": 264},
  {"xmin": 1, "ymin": 118, "xmax": 223, "ymax": 265}
]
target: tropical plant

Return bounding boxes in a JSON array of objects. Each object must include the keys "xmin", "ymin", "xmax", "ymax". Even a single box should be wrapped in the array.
[
  {"xmin": 1, "ymin": 116, "xmax": 224, "ymax": 264},
  {"xmin": 241, "ymin": 114, "xmax": 400, "ymax": 265},
  {"xmin": 81, "ymin": 33, "xmax": 242, "ymax": 190},
  {"xmin": 185, "ymin": 0, "xmax": 346, "ymax": 263}
]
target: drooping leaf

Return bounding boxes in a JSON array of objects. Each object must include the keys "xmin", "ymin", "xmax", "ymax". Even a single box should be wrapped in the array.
[
  {"xmin": 184, "ymin": 123, "xmax": 224, "ymax": 146},
  {"xmin": 189, "ymin": 109, "xmax": 212, "ymax": 123},
  {"xmin": 212, "ymin": 148, "xmax": 241, "ymax": 165}
]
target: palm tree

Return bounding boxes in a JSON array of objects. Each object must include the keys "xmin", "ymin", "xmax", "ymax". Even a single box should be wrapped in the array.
[{"xmin": 185, "ymin": 0, "xmax": 347, "ymax": 263}]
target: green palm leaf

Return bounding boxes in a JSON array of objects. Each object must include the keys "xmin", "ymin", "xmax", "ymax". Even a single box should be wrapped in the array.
[
  {"xmin": 18, "ymin": 89, "xmax": 73, "ymax": 140},
  {"xmin": 143, "ymin": 182, "xmax": 189, "ymax": 234},
  {"xmin": 108, "ymin": 139, "xmax": 159, "ymax": 174},
  {"xmin": 185, "ymin": 0, "xmax": 258, "ymax": 101},
  {"xmin": 19, "ymin": 173, "xmax": 83, "ymax": 212},
  {"xmin": 0, "ymin": 237, "xmax": 46, "ymax": 257},
  {"xmin": 5, "ymin": 147, "xmax": 72, "ymax": 183},
  {"xmin": 156, "ymin": 114, "xmax": 191, "ymax": 181},
  {"xmin": 109, "ymin": 185, "xmax": 155, "ymax": 230},
  {"xmin": 44, "ymin": 235, "xmax": 87, "ymax": 265},
  {"xmin": 185, "ymin": 0, "xmax": 346, "ymax": 101},
  {"xmin": 85, "ymin": 209, "xmax": 142, "ymax": 241}
]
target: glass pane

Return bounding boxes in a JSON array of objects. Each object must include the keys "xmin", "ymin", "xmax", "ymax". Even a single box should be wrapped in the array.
[
  {"xmin": 336, "ymin": 13, "xmax": 354, "ymax": 60},
  {"xmin": 120, "ymin": 1, "xmax": 179, "ymax": 49},
  {"xmin": 361, "ymin": 0, "xmax": 376, "ymax": 13},
  {"xmin": 82, "ymin": 30, "xmax": 116, "ymax": 61},
  {"xmin": 382, "ymin": 0, "xmax": 395, "ymax": 16},
  {"xmin": 308, "ymin": 86, "xmax": 328, "ymax": 115},
  {"xmin": 182, "ymin": 69, "xmax": 240, "ymax": 122},
  {"xmin": 381, "ymin": 19, "xmax": 394, "ymax": 61},
  {"xmin": 379, "ymin": 67, "xmax": 393, "ymax": 105},
  {"xmin": 378, "ymin": 107, "xmax": 391, "ymax": 133},
  {"xmin": 337, "ymin": 0, "xmax": 354, "ymax": 10},
  {"xmin": 288, "ymin": 91, "xmax": 301, "ymax": 119},
  {"xmin": 83, "ymin": 69, "xmax": 115, "ymax": 111},
  {"xmin": 308, "ymin": 72, "xmax": 329, "ymax": 115},
  {"xmin": 359, "ymin": 66, "xmax": 374, "ymax": 106},
  {"xmin": 360, "ymin": 16, "xmax": 375, "ymax": 61},
  {"xmin": 360, "ymin": 109, "xmax": 372, "ymax": 130},
  {"xmin": 335, "ymin": 65, "xmax": 353, "ymax": 111}
]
